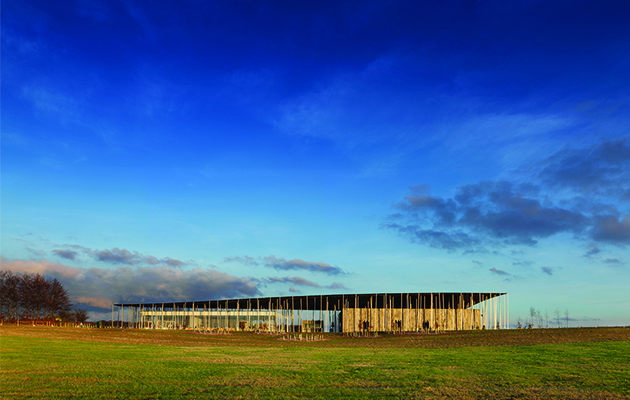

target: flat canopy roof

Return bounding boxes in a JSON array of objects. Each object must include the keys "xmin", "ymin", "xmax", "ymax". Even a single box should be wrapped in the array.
[{"xmin": 115, "ymin": 292, "xmax": 506, "ymax": 310}]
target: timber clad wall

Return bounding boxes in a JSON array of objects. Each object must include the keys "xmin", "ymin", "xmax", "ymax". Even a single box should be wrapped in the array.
[{"xmin": 342, "ymin": 308, "xmax": 483, "ymax": 332}]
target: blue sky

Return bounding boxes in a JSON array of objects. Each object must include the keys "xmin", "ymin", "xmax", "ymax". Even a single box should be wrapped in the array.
[{"xmin": 2, "ymin": 0, "xmax": 629, "ymax": 325}]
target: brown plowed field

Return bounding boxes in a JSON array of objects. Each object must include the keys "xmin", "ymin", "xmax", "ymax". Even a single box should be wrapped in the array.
[{"xmin": 2, "ymin": 325, "xmax": 628, "ymax": 348}]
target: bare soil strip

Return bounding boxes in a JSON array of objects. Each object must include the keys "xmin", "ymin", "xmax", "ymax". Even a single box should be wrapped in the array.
[{"xmin": 1, "ymin": 325, "xmax": 628, "ymax": 348}]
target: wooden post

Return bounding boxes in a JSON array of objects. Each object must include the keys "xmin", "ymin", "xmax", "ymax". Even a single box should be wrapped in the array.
[
  {"xmin": 489, "ymin": 295, "xmax": 493, "ymax": 330},
  {"xmin": 494, "ymin": 295, "xmax": 497, "ymax": 330},
  {"xmin": 354, "ymin": 294, "xmax": 357, "ymax": 333},
  {"xmin": 423, "ymin": 295, "xmax": 426, "ymax": 331},
  {"xmin": 384, "ymin": 294, "xmax": 387, "ymax": 333},
  {"xmin": 450, "ymin": 294, "xmax": 454, "ymax": 331},
  {"xmin": 388, "ymin": 296, "xmax": 391, "ymax": 333},
  {"xmin": 499, "ymin": 295, "xmax": 502, "ymax": 329},
  {"xmin": 326, "ymin": 296, "xmax": 329, "ymax": 333},
  {"xmin": 430, "ymin": 293, "xmax": 433, "ymax": 330},
  {"xmin": 320, "ymin": 295, "xmax": 323, "ymax": 333},
  {"xmin": 436, "ymin": 294, "xmax": 440, "ymax": 331},
  {"xmin": 341, "ymin": 294, "xmax": 348, "ymax": 332},
  {"xmin": 369, "ymin": 296, "xmax": 373, "ymax": 333},
  {"xmin": 400, "ymin": 293, "xmax": 403, "ymax": 333},
  {"xmin": 305, "ymin": 296, "xmax": 308, "ymax": 333},
  {"xmin": 457, "ymin": 293, "xmax": 464, "ymax": 330},
  {"xmin": 440, "ymin": 294, "xmax": 443, "ymax": 331},
  {"xmin": 377, "ymin": 294, "xmax": 381, "ymax": 332},
  {"xmin": 436, "ymin": 294, "xmax": 439, "ymax": 331},
  {"xmin": 300, "ymin": 297, "xmax": 304, "ymax": 332},
  {"xmin": 484, "ymin": 296, "xmax": 492, "ymax": 329},
  {"xmin": 490, "ymin": 295, "xmax": 497, "ymax": 329},
  {"xmin": 488, "ymin": 295, "xmax": 491, "ymax": 330},
  {"xmin": 444, "ymin": 293, "xmax": 447, "ymax": 331}
]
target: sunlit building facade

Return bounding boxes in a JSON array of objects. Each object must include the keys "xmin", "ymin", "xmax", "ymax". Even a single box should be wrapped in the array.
[{"xmin": 114, "ymin": 292, "xmax": 508, "ymax": 332}]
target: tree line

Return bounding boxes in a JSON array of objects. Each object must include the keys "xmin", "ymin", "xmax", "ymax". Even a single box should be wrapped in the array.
[
  {"xmin": 515, "ymin": 307, "xmax": 570, "ymax": 329},
  {"xmin": 0, "ymin": 270, "xmax": 89, "ymax": 323}
]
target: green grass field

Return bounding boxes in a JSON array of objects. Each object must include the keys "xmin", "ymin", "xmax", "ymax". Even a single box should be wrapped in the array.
[{"xmin": 1, "ymin": 326, "xmax": 629, "ymax": 399}]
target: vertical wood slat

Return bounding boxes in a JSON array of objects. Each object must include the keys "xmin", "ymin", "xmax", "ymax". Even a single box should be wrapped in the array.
[{"xmin": 114, "ymin": 292, "xmax": 506, "ymax": 333}]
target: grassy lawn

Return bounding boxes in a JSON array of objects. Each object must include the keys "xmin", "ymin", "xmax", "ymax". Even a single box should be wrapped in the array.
[{"xmin": 1, "ymin": 326, "xmax": 629, "ymax": 399}]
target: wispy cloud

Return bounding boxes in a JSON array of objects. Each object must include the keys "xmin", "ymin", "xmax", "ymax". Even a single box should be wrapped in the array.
[
  {"xmin": 52, "ymin": 245, "xmax": 186, "ymax": 267},
  {"xmin": 262, "ymin": 276, "xmax": 348, "ymax": 290},
  {"xmin": 489, "ymin": 267, "xmax": 510, "ymax": 276},
  {"xmin": 52, "ymin": 250, "xmax": 78, "ymax": 260},
  {"xmin": 225, "ymin": 255, "xmax": 343, "ymax": 275},
  {"xmin": 272, "ymin": 52, "xmax": 575, "ymax": 167},
  {"xmin": 584, "ymin": 243, "xmax": 601, "ymax": 257},
  {"xmin": 541, "ymin": 266, "xmax": 553, "ymax": 276},
  {"xmin": 21, "ymin": 85, "xmax": 79, "ymax": 123},
  {"xmin": 536, "ymin": 139, "xmax": 630, "ymax": 200},
  {"xmin": 513, "ymin": 260, "xmax": 535, "ymax": 267}
]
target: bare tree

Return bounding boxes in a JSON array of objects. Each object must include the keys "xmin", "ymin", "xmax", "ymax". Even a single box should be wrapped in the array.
[
  {"xmin": 3, "ymin": 272, "xmax": 22, "ymax": 321},
  {"xmin": 529, "ymin": 307, "xmax": 536, "ymax": 328},
  {"xmin": 554, "ymin": 308, "xmax": 561, "ymax": 328},
  {"xmin": 0, "ymin": 271, "xmax": 7, "ymax": 321},
  {"xmin": 564, "ymin": 309, "xmax": 570, "ymax": 328},
  {"xmin": 0, "ymin": 270, "xmax": 73, "ymax": 322},
  {"xmin": 48, "ymin": 278, "xmax": 72, "ymax": 320},
  {"xmin": 545, "ymin": 309, "xmax": 549, "ymax": 328},
  {"xmin": 32, "ymin": 273, "xmax": 50, "ymax": 320},
  {"xmin": 73, "ymin": 309, "xmax": 89, "ymax": 324},
  {"xmin": 19, "ymin": 273, "xmax": 36, "ymax": 319}
]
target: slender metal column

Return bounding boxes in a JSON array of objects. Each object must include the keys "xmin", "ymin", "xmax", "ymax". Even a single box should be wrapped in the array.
[
  {"xmin": 430, "ymin": 293, "xmax": 433, "ymax": 330},
  {"xmin": 377, "ymin": 294, "xmax": 381, "ymax": 332},
  {"xmin": 320, "ymin": 295, "xmax": 323, "ymax": 333},
  {"xmin": 326, "ymin": 296, "xmax": 329, "ymax": 333},
  {"xmin": 306, "ymin": 296, "xmax": 309, "ymax": 332},
  {"xmin": 507, "ymin": 293, "xmax": 510, "ymax": 329},
  {"xmin": 499, "ymin": 295, "xmax": 502, "ymax": 329},
  {"xmin": 341, "ymin": 294, "xmax": 344, "ymax": 333}
]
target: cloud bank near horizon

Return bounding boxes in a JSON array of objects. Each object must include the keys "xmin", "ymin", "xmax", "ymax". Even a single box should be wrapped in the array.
[{"xmin": 0, "ymin": 257, "xmax": 260, "ymax": 318}]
